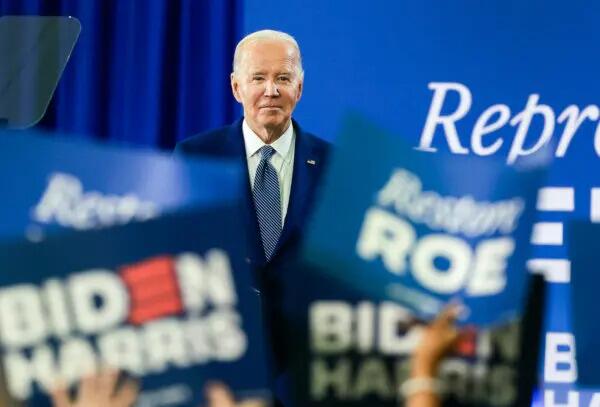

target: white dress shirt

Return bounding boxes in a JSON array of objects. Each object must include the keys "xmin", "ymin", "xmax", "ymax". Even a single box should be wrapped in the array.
[{"xmin": 243, "ymin": 119, "xmax": 295, "ymax": 227}]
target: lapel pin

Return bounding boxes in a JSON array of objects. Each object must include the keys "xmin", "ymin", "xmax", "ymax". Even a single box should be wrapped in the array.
[{"xmin": 307, "ymin": 159, "xmax": 316, "ymax": 165}]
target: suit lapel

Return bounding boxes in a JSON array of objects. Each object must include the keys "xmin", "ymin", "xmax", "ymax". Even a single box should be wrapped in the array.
[{"xmin": 276, "ymin": 120, "xmax": 321, "ymax": 253}]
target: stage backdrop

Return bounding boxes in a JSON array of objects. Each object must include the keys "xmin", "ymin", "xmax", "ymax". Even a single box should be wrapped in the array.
[
  {"xmin": 245, "ymin": 0, "xmax": 600, "ymax": 405},
  {"xmin": 0, "ymin": 0, "xmax": 242, "ymax": 149},
  {"xmin": 0, "ymin": 0, "xmax": 597, "ymax": 404}
]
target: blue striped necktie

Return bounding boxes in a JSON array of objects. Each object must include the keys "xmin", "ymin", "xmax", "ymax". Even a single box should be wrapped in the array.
[{"xmin": 253, "ymin": 146, "xmax": 282, "ymax": 261}]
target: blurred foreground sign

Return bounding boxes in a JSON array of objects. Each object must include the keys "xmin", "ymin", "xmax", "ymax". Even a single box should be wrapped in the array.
[
  {"xmin": 301, "ymin": 115, "xmax": 546, "ymax": 326},
  {"xmin": 0, "ymin": 209, "xmax": 270, "ymax": 406},
  {"xmin": 279, "ymin": 115, "xmax": 546, "ymax": 406},
  {"xmin": 0, "ymin": 130, "xmax": 240, "ymax": 241},
  {"xmin": 569, "ymin": 222, "xmax": 600, "ymax": 390}
]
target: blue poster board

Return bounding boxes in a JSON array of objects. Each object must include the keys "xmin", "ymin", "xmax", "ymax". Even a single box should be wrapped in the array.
[
  {"xmin": 0, "ymin": 130, "xmax": 241, "ymax": 241},
  {"xmin": 302, "ymin": 115, "xmax": 545, "ymax": 326},
  {"xmin": 280, "ymin": 258, "xmax": 542, "ymax": 407},
  {"xmin": 277, "ymin": 116, "xmax": 545, "ymax": 406},
  {"xmin": 568, "ymin": 222, "xmax": 600, "ymax": 390},
  {"xmin": 0, "ymin": 208, "xmax": 270, "ymax": 406}
]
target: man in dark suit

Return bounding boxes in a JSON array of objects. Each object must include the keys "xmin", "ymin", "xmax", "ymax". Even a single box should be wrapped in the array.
[{"xmin": 175, "ymin": 30, "xmax": 330, "ymax": 406}]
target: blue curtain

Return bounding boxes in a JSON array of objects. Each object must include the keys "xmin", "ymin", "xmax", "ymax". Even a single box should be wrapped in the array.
[{"xmin": 0, "ymin": 0, "xmax": 243, "ymax": 149}]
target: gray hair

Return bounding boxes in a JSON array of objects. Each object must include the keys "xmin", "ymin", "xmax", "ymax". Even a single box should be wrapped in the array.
[{"xmin": 232, "ymin": 29, "xmax": 304, "ymax": 78}]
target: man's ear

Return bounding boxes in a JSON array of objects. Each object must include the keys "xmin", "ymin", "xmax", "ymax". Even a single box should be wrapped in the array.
[
  {"xmin": 296, "ymin": 78, "xmax": 303, "ymax": 102},
  {"xmin": 231, "ymin": 73, "xmax": 243, "ymax": 103}
]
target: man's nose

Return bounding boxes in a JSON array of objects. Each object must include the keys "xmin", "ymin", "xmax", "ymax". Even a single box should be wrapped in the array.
[{"xmin": 264, "ymin": 80, "xmax": 279, "ymax": 97}]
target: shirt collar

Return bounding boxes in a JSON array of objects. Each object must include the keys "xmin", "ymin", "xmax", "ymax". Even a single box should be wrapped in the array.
[{"xmin": 242, "ymin": 119, "xmax": 294, "ymax": 159}]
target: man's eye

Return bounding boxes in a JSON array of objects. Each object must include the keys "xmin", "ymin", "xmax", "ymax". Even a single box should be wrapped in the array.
[
  {"xmin": 252, "ymin": 76, "xmax": 264, "ymax": 81},
  {"xmin": 278, "ymin": 77, "xmax": 291, "ymax": 82}
]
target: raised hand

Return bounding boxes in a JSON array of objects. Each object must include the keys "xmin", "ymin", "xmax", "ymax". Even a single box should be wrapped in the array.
[{"xmin": 50, "ymin": 369, "xmax": 139, "ymax": 407}]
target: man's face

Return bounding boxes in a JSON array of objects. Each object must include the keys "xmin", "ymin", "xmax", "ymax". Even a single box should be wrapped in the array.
[{"xmin": 231, "ymin": 40, "xmax": 303, "ymax": 135}]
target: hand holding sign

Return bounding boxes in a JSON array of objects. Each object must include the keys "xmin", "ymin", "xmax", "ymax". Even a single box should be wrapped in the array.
[
  {"xmin": 0, "ymin": 209, "xmax": 270, "ymax": 406},
  {"xmin": 402, "ymin": 304, "xmax": 463, "ymax": 407},
  {"xmin": 278, "ymin": 114, "xmax": 546, "ymax": 406},
  {"xmin": 50, "ymin": 369, "xmax": 138, "ymax": 407},
  {"xmin": 410, "ymin": 304, "xmax": 463, "ymax": 380},
  {"xmin": 204, "ymin": 382, "xmax": 267, "ymax": 407}
]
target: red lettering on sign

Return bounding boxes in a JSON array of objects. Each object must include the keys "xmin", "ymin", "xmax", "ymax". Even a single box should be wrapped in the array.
[
  {"xmin": 120, "ymin": 256, "xmax": 183, "ymax": 325},
  {"xmin": 455, "ymin": 327, "xmax": 477, "ymax": 357}
]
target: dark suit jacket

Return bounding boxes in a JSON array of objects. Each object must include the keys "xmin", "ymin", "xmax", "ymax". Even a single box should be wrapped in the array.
[{"xmin": 175, "ymin": 118, "xmax": 331, "ymax": 406}]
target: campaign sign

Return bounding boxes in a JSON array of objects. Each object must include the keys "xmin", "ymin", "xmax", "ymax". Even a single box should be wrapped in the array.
[
  {"xmin": 568, "ymin": 222, "xmax": 600, "ymax": 390},
  {"xmin": 0, "ymin": 208, "xmax": 271, "ymax": 406},
  {"xmin": 279, "ymin": 259, "xmax": 544, "ymax": 407},
  {"xmin": 277, "ymin": 115, "xmax": 546, "ymax": 406},
  {"xmin": 0, "ymin": 130, "xmax": 240, "ymax": 240},
  {"xmin": 301, "ymin": 114, "xmax": 546, "ymax": 326}
]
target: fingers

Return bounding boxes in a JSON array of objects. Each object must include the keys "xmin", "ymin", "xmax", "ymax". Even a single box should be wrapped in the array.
[
  {"xmin": 49, "ymin": 385, "xmax": 71, "ymax": 407},
  {"xmin": 238, "ymin": 399, "xmax": 268, "ymax": 407},
  {"xmin": 432, "ymin": 303, "xmax": 463, "ymax": 343},
  {"xmin": 113, "ymin": 378, "xmax": 140, "ymax": 407},
  {"xmin": 205, "ymin": 385, "xmax": 267, "ymax": 407},
  {"xmin": 76, "ymin": 374, "xmax": 98, "ymax": 403},
  {"xmin": 205, "ymin": 382, "xmax": 236, "ymax": 407},
  {"xmin": 96, "ymin": 368, "xmax": 119, "ymax": 400},
  {"xmin": 51, "ymin": 369, "xmax": 139, "ymax": 407},
  {"xmin": 436, "ymin": 302, "xmax": 464, "ymax": 326}
]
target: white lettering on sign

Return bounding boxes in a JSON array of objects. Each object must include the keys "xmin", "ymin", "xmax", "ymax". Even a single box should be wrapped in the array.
[
  {"xmin": 355, "ymin": 168, "xmax": 524, "ymax": 296},
  {"xmin": 308, "ymin": 300, "xmax": 520, "ymax": 405},
  {"xmin": 542, "ymin": 390, "xmax": 600, "ymax": 407},
  {"xmin": 176, "ymin": 250, "xmax": 238, "ymax": 313},
  {"xmin": 310, "ymin": 301, "xmax": 420, "ymax": 356},
  {"xmin": 376, "ymin": 169, "xmax": 524, "ymax": 237},
  {"xmin": 544, "ymin": 332, "xmax": 577, "ymax": 383},
  {"xmin": 32, "ymin": 172, "xmax": 158, "ymax": 230},
  {"xmin": 356, "ymin": 207, "xmax": 515, "ymax": 296},
  {"xmin": 544, "ymin": 390, "xmax": 579, "ymax": 407},
  {"xmin": 417, "ymin": 82, "xmax": 600, "ymax": 163},
  {"xmin": 0, "ymin": 250, "xmax": 246, "ymax": 400},
  {"xmin": 69, "ymin": 271, "xmax": 129, "ymax": 335},
  {"xmin": 0, "ymin": 286, "xmax": 47, "ymax": 349}
]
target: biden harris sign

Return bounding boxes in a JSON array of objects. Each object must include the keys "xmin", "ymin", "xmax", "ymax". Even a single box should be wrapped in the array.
[
  {"xmin": 0, "ymin": 209, "xmax": 270, "ymax": 406},
  {"xmin": 0, "ymin": 130, "xmax": 270, "ymax": 405},
  {"xmin": 276, "ymin": 116, "xmax": 545, "ymax": 407}
]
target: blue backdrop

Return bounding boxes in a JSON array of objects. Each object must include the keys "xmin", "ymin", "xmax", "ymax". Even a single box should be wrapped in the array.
[
  {"xmin": 0, "ymin": 0, "xmax": 242, "ymax": 149},
  {"xmin": 244, "ymin": 0, "xmax": 600, "ymax": 405},
  {"xmin": 2, "ymin": 0, "xmax": 599, "ymax": 405}
]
